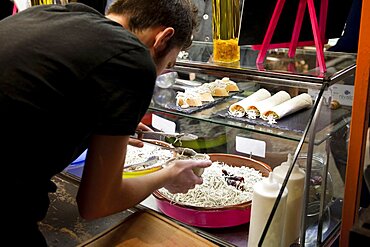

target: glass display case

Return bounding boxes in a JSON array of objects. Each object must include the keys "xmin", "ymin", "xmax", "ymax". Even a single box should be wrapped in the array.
[{"xmin": 144, "ymin": 41, "xmax": 357, "ymax": 246}]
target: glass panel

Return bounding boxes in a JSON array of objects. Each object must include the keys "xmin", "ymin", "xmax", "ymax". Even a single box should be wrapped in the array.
[{"xmin": 177, "ymin": 41, "xmax": 356, "ymax": 83}]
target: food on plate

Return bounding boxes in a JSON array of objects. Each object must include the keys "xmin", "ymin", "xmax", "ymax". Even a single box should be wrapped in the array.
[
  {"xmin": 187, "ymin": 86, "xmax": 214, "ymax": 102},
  {"xmin": 228, "ymin": 88, "xmax": 271, "ymax": 117},
  {"xmin": 174, "ymin": 77, "xmax": 240, "ymax": 108},
  {"xmin": 207, "ymin": 80, "xmax": 229, "ymax": 97},
  {"xmin": 220, "ymin": 77, "xmax": 239, "ymax": 92},
  {"xmin": 158, "ymin": 161, "xmax": 264, "ymax": 208},
  {"xmin": 172, "ymin": 152, "xmax": 210, "ymax": 176},
  {"xmin": 174, "ymin": 151, "xmax": 209, "ymax": 160},
  {"xmin": 262, "ymin": 93, "xmax": 313, "ymax": 124},
  {"xmin": 176, "ymin": 91, "xmax": 203, "ymax": 108},
  {"xmin": 245, "ymin": 91, "xmax": 291, "ymax": 119},
  {"xmin": 124, "ymin": 143, "xmax": 173, "ymax": 171},
  {"xmin": 330, "ymin": 99, "xmax": 341, "ymax": 110},
  {"xmin": 205, "ymin": 77, "xmax": 240, "ymax": 96}
]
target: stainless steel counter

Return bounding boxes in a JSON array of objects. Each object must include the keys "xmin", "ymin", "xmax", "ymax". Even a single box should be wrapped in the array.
[{"xmin": 40, "ymin": 173, "xmax": 134, "ymax": 246}]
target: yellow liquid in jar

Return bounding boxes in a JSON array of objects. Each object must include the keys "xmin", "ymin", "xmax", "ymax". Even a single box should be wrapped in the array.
[
  {"xmin": 213, "ymin": 38, "xmax": 240, "ymax": 63},
  {"xmin": 212, "ymin": 0, "xmax": 240, "ymax": 63}
]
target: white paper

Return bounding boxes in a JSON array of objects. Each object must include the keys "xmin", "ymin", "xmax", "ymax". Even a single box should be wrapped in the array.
[
  {"xmin": 307, "ymin": 88, "xmax": 332, "ymax": 103},
  {"xmin": 332, "ymin": 84, "xmax": 354, "ymax": 106},
  {"xmin": 308, "ymin": 84, "xmax": 354, "ymax": 106},
  {"xmin": 236, "ymin": 136, "xmax": 266, "ymax": 158},
  {"xmin": 151, "ymin": 114, "xmax": 176, "ymax": 133}
]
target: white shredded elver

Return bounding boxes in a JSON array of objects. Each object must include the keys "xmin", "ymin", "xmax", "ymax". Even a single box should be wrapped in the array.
[
  {"xmin": 228, "ymin": 109, "xmax": 245, "ymax": 117},
  {"xmin": 265, "ymin": 114, "xmax": 277, "ymax": 124},
  {"xmin": 158, "ymin": 161, "xmax": 264, "ymax": 208},
  {"xmin": 124, "ymin": 144, "xmax": 173, "ymax": 169},
  {"xmin": 246, "ymin": 109, "xmax": 259, "ymax": 119}
]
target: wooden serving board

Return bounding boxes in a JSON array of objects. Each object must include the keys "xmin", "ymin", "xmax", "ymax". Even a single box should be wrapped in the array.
[{"xmin": 79, "ymin": 209, "xmax": 217, "ymax": 247}]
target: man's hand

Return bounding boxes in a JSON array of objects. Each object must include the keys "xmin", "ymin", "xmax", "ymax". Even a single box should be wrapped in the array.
[
  {"xmin": 163, "ymin": 159, "xmax": 212, "ymax": 194},
  {"xmin": 128, "ymin": 122, "xmax": 153, "ymax": 147}
]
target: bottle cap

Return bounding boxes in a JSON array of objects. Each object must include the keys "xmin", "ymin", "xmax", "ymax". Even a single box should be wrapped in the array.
[
  {"xmin": 281, "ymin": 153, "xmax": 293, "ymax": 167},
  {"xmin": 262, "ymin": 173, "xmax": 280, "ymax": 191},
  {"xmin": 282, "ymin": 153, "xmax": 302, "ymax": 173}
]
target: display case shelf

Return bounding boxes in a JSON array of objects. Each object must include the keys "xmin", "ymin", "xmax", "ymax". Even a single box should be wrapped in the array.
[{"xmin": 150, "ymin": 94, "xmax": 351, "ymax": 145}]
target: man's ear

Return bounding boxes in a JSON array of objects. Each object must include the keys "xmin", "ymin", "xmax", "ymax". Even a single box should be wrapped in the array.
[{"xmin": 153, "ymin": 27, "xmax": 175, "ymax": 53}]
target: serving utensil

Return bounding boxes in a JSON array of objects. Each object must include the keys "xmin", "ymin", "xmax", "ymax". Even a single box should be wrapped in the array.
[
  {"xmin": 136, "ymin": 130, "xmax": 198, "ymax": 141},
  {"xmin": 124, "ymin": 155, "xmax": 160, "ymax": 171},
  {"xmin": 130, "ymin": 138, "xmax": 198, "ymax": 157},
  {"xmin": 126, "ymin": 139, "xmax": 207, "ymax": 176}
]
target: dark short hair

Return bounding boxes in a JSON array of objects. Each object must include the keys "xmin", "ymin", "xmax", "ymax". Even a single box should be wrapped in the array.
[{"xmin": 108, "ymin": 0, "xmax": 197, "ymax": 52}]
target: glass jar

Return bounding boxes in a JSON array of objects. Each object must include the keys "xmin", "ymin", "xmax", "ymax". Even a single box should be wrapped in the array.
[
  {"xmin": 212, "ymin": 0, "xmax": 240, "ymax": 63},
  {"xmin": 296, "ymin": 153, "xmax": 333, "ymax": 208},
  {"xmin": 296, "ymin": 153, "xmax": 333, "ymax": 245}
]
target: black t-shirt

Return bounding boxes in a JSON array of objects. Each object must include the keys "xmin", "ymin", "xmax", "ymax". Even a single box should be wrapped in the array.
[
  {"xmin": 0, "ymin": 0, "xmax": 13, "ymax": 20},
  {"xmin": 0, "ymin": 3, "xmax": 156, "ymax": 223}
]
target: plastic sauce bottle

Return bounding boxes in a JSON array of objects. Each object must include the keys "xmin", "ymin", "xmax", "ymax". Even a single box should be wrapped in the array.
[
  {"xmin": 248, "ymin": 173, "xmax": 288, "ymax": 247},
  {"xmin": 273, "ymin": 154, "xmax": 305, "ymax": 247}
]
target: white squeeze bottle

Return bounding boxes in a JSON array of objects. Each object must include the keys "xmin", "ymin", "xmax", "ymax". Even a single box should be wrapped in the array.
[
  {"xmin": 248, "ymin": 173, "xmax": 288, "ymax": 247},
  {"xmin": 273, "ymin": 154, "xmax": 305, "ymax": 247}
]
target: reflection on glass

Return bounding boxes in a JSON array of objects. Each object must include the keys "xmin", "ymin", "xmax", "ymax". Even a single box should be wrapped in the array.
[
  {"xmin": 178, "ymin": 42, "xmax": 357, "ymax": 78},
  {"xmin": 30, "ymin": 0, "xmax": 55, "ymax": 5},
  {"xmin": 304, "ymin": 202, "xmax": 331, "ymax": 245},
  {"xmin": 29, "ymin": 0, "xmax": 69, "ymax": 5},
  {"xmin": 152, "ymin": 87, "xmax": 176, "ymax": 108},
  {"xmin": 156, "ymin": 72, "xmax": 178, "ymax": 89}
]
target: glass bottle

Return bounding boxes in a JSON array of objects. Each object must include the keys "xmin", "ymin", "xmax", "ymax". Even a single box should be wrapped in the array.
[{"xmin": 212, "ymin": 0, "xmax": 240, "ymax": 63}]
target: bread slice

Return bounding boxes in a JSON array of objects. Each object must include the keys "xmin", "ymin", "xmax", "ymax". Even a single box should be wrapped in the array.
[
  {"xmin": 176, "ymin": 91, "xmax": 203, "ymax": 108},
  {"xmin": 206, "ymin": 81, "xmax": 229, "ymax": 97},
  {"xmin": 187, "ymin": 86, "xmax": 214, "ymax": 102},
  {"xmin": 220, "ymin": 77, "xmax": 239, "ymax": 92},
  {"xmin": 212, "ymin": 87, "xmax": 229, "ymax": 96}
]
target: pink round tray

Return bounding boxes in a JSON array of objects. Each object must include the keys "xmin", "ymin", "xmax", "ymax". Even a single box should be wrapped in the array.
[{"xmin": 153, "ymin": 153, "xmax": 272, "ymax": 228}]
